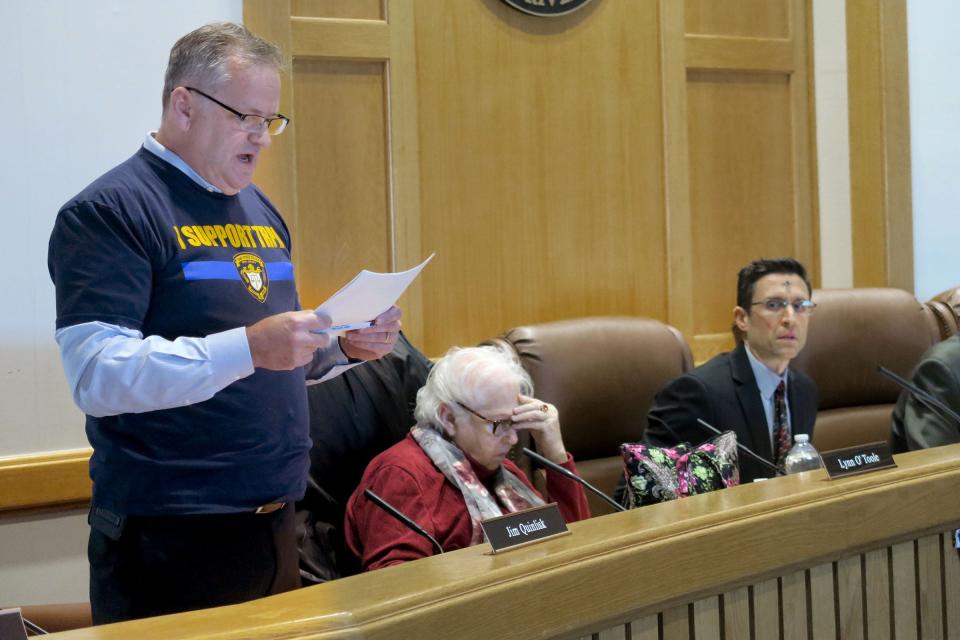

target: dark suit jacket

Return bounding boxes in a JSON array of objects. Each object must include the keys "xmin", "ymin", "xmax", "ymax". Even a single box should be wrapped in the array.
[
  {"xmin": 643, "ymin": 342, "xmax": 819, "ymax": 483},
  {"xmin": 891, "ymin": 334, "xmax": 960, "ymax": 453},
  {"xmin": 297, "ymin": 332, "xmax": 433, "ymax": 583}
]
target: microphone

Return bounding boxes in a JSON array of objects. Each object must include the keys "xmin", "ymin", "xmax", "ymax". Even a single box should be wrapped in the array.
[
  {"xmin": 521, "ymin": 447, "xmax": 626, "ymax": 512},
  {"xmin": 363, "ymin": 489, "xmax": 445, "ymax": 555},
  {"xmin": 878, "ymin": 365, "xmax": 960, "ymax": 426},
  {"xmin": 694, "ymin": 417, "xmax": 783, "ymax": 476}
]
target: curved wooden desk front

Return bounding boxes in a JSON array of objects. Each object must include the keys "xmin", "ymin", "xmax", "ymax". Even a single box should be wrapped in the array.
[{"xmin": 50, "ymin": 446, "xmax": 960, "ymax": 639}]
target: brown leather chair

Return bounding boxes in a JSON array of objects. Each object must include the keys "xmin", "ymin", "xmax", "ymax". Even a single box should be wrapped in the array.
[
  {"xmin": 790, "ymin": 288, "xmax": 940, "ymax": 452},
  {"xmin": 484, "ymin": 317, "xmax": 693, "ymax": 517},
  {"xmin": 926, "ymin": 286, "xmax": 960, "ymax": 339}
]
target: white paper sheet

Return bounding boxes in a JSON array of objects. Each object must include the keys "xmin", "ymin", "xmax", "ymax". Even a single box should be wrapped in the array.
[
  {"xmin": 314, "ymin": 254, "xmax": 433, "ymax": 332},
  {"xmin": 308, "ymin": 254, "xmax": 434, "ymax": 385}
]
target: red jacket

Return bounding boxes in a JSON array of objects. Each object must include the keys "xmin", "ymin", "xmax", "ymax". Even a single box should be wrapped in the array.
[{"xmin": 345, "ymin": 433, "xmax": 590, "ymax": 571}]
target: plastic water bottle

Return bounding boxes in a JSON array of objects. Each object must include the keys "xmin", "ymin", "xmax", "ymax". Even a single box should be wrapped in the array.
[{"xmin": 783, "ymin": 434, "xmax": 822, "ymax": 474}]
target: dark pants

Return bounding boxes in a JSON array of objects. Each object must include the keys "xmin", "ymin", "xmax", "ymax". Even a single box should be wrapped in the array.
[{"xmin": 88, "ymin": 504, "xmax": 298, "ymax": 625}]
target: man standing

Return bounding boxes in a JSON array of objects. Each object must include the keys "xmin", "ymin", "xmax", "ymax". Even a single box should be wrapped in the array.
[
  {"xmin": 891, "ymin": 334, "xmax": 960, "ymax": 452},
  {"xmin": 48, "ymin": 23, "xmax": 401, "ymax": 624},
  {"xmin": 643, "ymin": 258, "xmax": 819, "ymax": 482}
]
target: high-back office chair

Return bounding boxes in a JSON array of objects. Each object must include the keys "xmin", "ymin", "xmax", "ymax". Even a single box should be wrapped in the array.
[
  {"xmin": 485, "ymin": 317, "xmax": 694, "ymax": 517},
  {"xmin": 927, "ymin": 286, "xmax": 960, "ymax": 339},
  {"xmin": 790, "ymin": 288, "xmax": 940, "ymax": 452}
]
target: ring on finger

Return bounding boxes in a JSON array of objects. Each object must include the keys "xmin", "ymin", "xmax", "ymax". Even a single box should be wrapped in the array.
[{"xmin": 540, "ymin": 404, "xmax": 549, "ymax": 413}]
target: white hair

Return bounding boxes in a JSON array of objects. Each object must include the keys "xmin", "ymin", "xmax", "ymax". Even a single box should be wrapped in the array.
[{"xmin": 414, "ymin": 346, "xmax": 533, "ymax": 432}]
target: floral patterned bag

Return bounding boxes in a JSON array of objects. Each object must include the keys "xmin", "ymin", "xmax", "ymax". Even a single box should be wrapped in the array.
[{"xmin": 620, "ymin": 431, "xmax": 740, "ymax": 509}]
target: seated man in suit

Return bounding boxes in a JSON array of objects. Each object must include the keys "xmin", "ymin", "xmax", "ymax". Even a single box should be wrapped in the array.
[
  {"xmin": 298, "ymin": 332, "xmax": 433, "ymax": 582},
  {"xmin": 643, "ymin": 258, "xmax": 819, "ymax": 482},
  {"xmin": 344, "ymin": 345, "xmax": 590, "ymax": 571},
  {"xmin": 891, "ymin": 334, "xmax": 960, "ymax": 452}
]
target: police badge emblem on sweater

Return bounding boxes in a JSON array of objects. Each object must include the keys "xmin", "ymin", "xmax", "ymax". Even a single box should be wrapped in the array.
[{"xmin": 234, "ymin": 252, "xmax": 269, "ymax": 302}]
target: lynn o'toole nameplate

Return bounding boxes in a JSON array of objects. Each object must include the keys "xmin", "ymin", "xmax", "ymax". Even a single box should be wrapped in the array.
[
  {"xmin": 821, "ymin": 441, "xmax": 897, "ymax": 479},
  {"xmin": 481, "ymin": 503, "xmax": 570, "ymax": 554}
]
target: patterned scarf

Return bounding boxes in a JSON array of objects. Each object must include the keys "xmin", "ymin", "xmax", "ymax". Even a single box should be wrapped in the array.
[{"xmin": 411, "ymin": 425, "xmax": 545, "ymax": 544}]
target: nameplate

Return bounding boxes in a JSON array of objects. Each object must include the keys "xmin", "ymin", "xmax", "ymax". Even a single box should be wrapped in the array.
[
  {"xmin": 821, "ymin": 441, "xmax": 897, "ymax": 479},
  {"xmin": 481, "ymin": 503, "xmax": 570, "ymax": 554},
  {"xmin": 0, "ymin": 608, "xmax": 30, "ymax": 640}
]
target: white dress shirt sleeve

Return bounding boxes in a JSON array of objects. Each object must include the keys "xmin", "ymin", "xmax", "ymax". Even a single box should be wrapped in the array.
[
  {"xmin": 57, "ymin": 320, "xmax": 358, "ymax": 417},
  {"xmin": 55, "ymin": 321, "xmax": 256, "ymax": 418}
]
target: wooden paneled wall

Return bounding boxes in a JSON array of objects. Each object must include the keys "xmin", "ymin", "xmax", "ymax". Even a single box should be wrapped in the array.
[
  {"xmin": 846, "ymin": 0, "xmax": 913, "ymax": 291},
  {"xmin": 244, "ymin": 0, "xmax": 819, "ymax": 358},
  {"xmin": 670, "ymin": 0, "xmax": 817, "ymax": 357},
  {"xmin": 244, "ymin": 0, "xmax": 425, "ymax": 338}
]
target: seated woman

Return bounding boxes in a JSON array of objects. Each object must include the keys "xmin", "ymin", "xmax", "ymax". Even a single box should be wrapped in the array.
[{"xmin": 344, "ymin": 345, "xmax": 590, "ymax": 570}]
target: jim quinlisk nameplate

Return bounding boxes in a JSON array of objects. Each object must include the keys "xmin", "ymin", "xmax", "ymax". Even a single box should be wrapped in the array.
[
  {"xmin": 481, "ymin": 503, "xmax": 570, "ymax": 554},
  {"xmin": 821, "ymin": 441, "xmax": 897, "ymax": 479}
]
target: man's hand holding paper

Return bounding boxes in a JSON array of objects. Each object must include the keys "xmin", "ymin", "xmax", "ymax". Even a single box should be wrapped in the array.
[
  {"xmin": 340, "ymin": 305, "xmax": 403, "ymax": 360},
  {"xmin": 247, "ymin": 310, "xmax": 333, "ymax": 370},
  {"xmin": 310, "ymin": 254, "xmax": 433, "ymax": 377}
]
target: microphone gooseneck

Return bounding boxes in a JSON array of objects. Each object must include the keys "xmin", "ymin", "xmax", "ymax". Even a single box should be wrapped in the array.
[
  {"xmin": 521, "ymin": 447, "xmax": 626, "ymax": 512},
  {"xmin": 694, "ymin": 417, "xmax": 783, "ymax": 476},
  {"xmin": 363, "ymin": 489, "xmax": 445, "ymax": 555},
  {"xmin": 645, "ymin": 413, "xmax": 685, "ymax": 448},
  {"xmin": 878, "ymin": 365, "xmax": 960, "ymax": 426}
]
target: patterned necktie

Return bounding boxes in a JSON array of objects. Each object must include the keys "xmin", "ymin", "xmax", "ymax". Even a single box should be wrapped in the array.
[{"xmin": 773, "ymin": 380, "xmax": 791, "ymax": 469}]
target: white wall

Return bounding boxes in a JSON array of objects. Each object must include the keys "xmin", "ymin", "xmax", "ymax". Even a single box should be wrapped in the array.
[
  {"xmin": 0, "ymin": 0, "xmax": 242, "ymax": 457},
  {"xmin": 0, "ymin": 511, "xmax": 89, "ymax": 606},
  {"xmin": 812, "ymin": 0, "xmax": 853, "ymax": 289},
  {"xmin": 0, "ymin": 0, "xmax": 241, "ymax": 606},
  {"xmin": 907, "ymin": 0, "xmax": 960, "ymax": 301}
]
